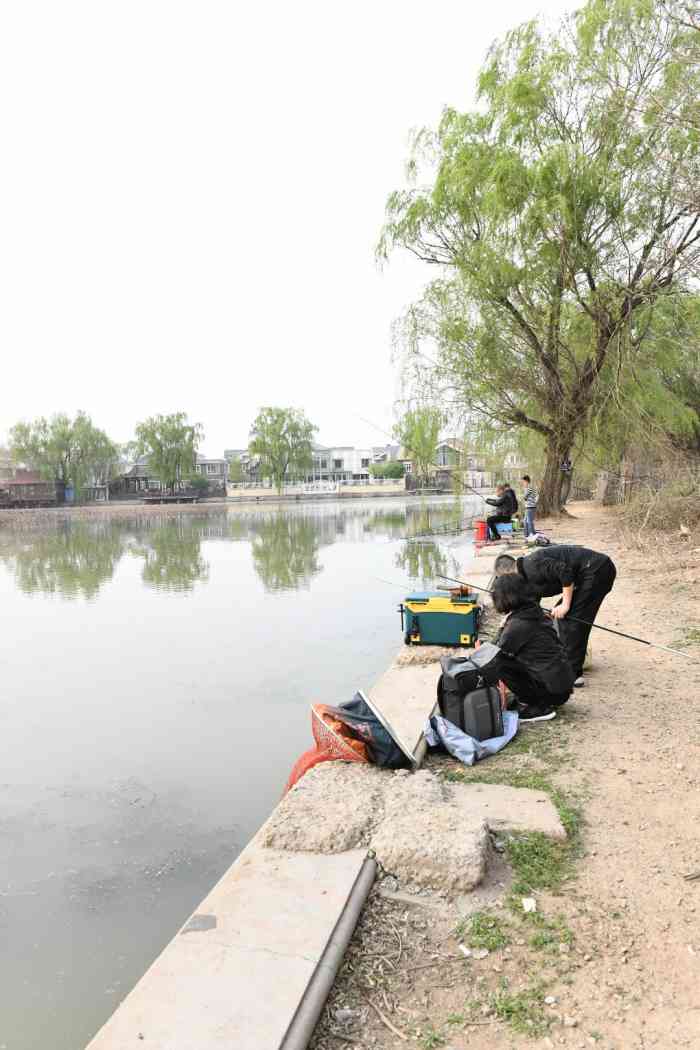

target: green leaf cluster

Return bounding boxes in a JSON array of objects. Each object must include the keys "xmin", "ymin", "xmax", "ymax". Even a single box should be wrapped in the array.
[
  {"xmin": 248, "ymin": 407, "xmax": 317, "ymax": 495},
  {"xmin": 393, "ymin": 406, "xmax": 443, "ymax": 481},
  {"xmin": 369, "ymin": 460, "xmax": 405, "ymax": 479},
  {"xmin": 134, "ymin": 412, "xmax": 203, "ymax": 494},
  {"xmin": 9, "ymin": 411, "xmax": 119, "ymax": 494},
  {"xmin": 380, "ymin": 0, "xmax": 700, "ymax": 512}
]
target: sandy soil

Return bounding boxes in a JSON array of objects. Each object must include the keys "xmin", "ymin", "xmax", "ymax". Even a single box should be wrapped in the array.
[{"xmin": 310, "ymin": 502, "xmax": 700, "ymax": 1050}]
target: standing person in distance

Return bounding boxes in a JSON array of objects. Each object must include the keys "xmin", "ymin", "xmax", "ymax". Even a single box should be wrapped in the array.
[
  {"xmin": 484, "ymin": 483, "xmax": 516, "ymax": 541},
  {"xmin": 521, "ymin": 474, "xmax": 539, "ymax": 539},
  {"xmin": 494, "ymin": 545, "xmax": 617, "ymax": 687}
]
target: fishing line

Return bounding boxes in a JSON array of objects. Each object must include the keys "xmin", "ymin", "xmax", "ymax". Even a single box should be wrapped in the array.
[
  {"xmin": 373, "ymin": 576, "xmax": 411, "ymax": 589},
  {"xmin": 435, "ymin": 574, "xmax": 694, "ymax": 660}
]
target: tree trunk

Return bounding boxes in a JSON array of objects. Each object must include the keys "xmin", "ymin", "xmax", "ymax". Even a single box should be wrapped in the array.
[{"xmin": 538, "ymin": 434, "xmax": 573, "ymax": 516}]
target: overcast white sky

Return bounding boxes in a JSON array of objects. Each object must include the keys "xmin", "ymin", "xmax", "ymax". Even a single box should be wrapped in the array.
[{"xmin": 0, "ymin": 0, "xmax": 578, "ymax": 456}]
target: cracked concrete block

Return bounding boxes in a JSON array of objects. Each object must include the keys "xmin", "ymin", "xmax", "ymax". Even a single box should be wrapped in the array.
[
  {"xmin": 371, "ymin": 770, "xmax": 492, "ymax": 895},
  {"xmin": 371, "ymin": 811, "xmax": 491, "ymax": 895},
  {"xmin": 260, "ymin": 763, "xmax": 386, "ymax": 853},
  {"xmin": 262, "ymin": 767, "xmax": 565, "ymax": 897}
]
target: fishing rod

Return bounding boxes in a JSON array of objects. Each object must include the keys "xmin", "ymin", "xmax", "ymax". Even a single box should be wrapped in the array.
[
  {"xmin": 373, "ymin": 575, "xmax": 415, "ymax": 589},
  {"xmin": 435, "ymin": 574, "xmax": 694, "ymax": 660},
  {"xmin": 462, "ymin": 480, "xmax": 490, "ymax": 503},
  {"xmin": 400, "ymin": 517, "xmax": 473, "ymax": 542}
]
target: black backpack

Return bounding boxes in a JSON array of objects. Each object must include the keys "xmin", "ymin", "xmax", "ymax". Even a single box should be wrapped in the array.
[
  {"xmin": 508, "ymin": 487, "xmax": 519, "ymax": 516},
  {"xmin": 437, "ymin": 645, "xmax": 503, "ymax": 741}
]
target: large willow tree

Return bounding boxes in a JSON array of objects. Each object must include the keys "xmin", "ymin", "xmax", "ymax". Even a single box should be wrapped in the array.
[{"xmin": 379, "ymin": 0, "xmax": 700, "ymax": 513}]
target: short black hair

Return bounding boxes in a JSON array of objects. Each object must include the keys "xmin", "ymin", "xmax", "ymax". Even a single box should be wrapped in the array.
[
  {"xmin": 494, "ymin": 553, "xmax": 517, "ymax": 575},
  {"xmin": 492, "ymin": 573, "xmax": 536, "ymax": 614},
  {"xmin": 522, "ymin": 474, "xmax": 531, "ymax": 483}
]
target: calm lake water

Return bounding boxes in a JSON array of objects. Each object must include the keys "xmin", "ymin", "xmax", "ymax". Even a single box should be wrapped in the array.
[{"xmin": 0, "ymin": 496, "xmax": 479, "ymax": 1050}]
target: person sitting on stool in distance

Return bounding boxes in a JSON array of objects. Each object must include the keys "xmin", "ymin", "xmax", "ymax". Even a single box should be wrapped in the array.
[
  {"xmin": 494, "ymin": 544, "xmax": 617, "ymax": 687},
  {"xmin": 484, "ymin": 483, "xmax": 516, "ymax": 541},
  {"xmin": 479, "ymin": 574, "xmax": 575, "ymax": 722}
]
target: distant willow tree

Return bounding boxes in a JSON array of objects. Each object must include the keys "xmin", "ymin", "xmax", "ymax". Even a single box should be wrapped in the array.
[
  {"xmin": 394, "ymin": 406, "xmax": 443, "ymax": 486},
  {"xmin": 9, "ymin": 411, "xmax": 119, "ymax": 495},
  {"xmin": 248, "ymin": 407, "xmax": 316, "ymax": 495},
  {"xmin": 134, "ymin": 413, "xmax": 203, "ymax": 494},
  {"xmin": 379, "ymin": 0, "xmax": 700, "ymax": 514}
]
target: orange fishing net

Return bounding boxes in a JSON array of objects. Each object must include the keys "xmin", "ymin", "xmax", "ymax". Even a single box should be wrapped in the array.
[{"xmin": 284, "ymin": 704, "xmax": 370, "ymax": 793}]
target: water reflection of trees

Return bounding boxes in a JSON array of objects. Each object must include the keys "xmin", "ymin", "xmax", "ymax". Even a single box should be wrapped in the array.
[
  {"xmin": 0, "ymin": 499, "xmax": 475, "ymax": 600},
  {"xmin": 394, "ymin": 540, "xmax": 460, "ymax": 585},
  {"xmin": 133, "ymin": 521, "xmax": 209, "ymax": 592},
  {"xmin": 250, "ymin": 514, "xmax": 322, "ymax": 591},
  {"xmin": 0, "ymin": 522, "xmax": 128, "ymax": 600}
]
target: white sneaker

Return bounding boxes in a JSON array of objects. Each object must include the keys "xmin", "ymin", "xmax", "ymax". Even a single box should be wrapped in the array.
[
  {"xmin": 518, "ymin": 704, "xmax": 557, "ymax": 722},
  {"xmin": 573, "ymin": 676, "xmax": 585, "ymax": 688}
]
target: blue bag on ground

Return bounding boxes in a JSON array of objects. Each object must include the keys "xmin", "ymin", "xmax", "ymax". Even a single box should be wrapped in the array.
[{"xmin": 425, "ymin": 710, "xmax": 519, "ymax": 766}]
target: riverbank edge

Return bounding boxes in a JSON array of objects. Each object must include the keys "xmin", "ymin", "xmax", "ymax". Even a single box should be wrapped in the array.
[
  {"xmin": 83, "ymin": 641, "xmax": 450, "ymax": 1050},
  {"xmin": 0, "ymin": 489, "xmax": 492, "ymax": 529}
]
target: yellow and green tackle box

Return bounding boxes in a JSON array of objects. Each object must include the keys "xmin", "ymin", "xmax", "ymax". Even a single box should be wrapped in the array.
[{"xmin": 399, "ymin": 591, "xmax": 480, "ymax": 647}]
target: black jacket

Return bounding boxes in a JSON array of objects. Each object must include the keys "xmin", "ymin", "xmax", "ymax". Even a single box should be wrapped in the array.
[
  {"xmin": 517, "ymin": 545, "xmax": 613, "ymax": 599},
  {"xmin": 496, "ymin": 603, "xmax": 575, "ymax": 694},
  {"xmin": 486, "ymin": 489, "xmax": 516, "ymax": 516}
]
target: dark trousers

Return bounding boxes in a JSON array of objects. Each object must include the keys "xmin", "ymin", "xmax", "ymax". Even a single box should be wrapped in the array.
[
  {"xmin": 484, "ymin": 654, "xmax": 571, "ymax": 709},
  {"xmin": 557, "ymin": 558, "xmax": 617, "ymax": 677},
  {"xmin": 487, "ymin": 514, "xmax": 511, "ymax": 540}
]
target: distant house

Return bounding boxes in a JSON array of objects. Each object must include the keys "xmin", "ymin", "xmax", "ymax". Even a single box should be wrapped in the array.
[
  {"xmin": 119, "ymin": 455, "xmax": 154, "ymax": 494},
  {"xmin": 372, "ymin": 444, "xmax": 402, "ymax": 464},
  {"xmin": 231, "ymin": 443, "xmax": 377, "ymax": 487},
  {"xmin": 502, "ymin": 450, "xmax": 528, "ymax": 484},
  {"xmin": 0, "ymin": 470, "xmax": 64, "ymax": 507},
  {"xmin": 118, "ymin": 453, "xmax": 228, "ymax": 495},
  {"xmin": 400, "ymin": 438, "xmax": 495, "ymax": 489},
  {"xmin": 194, "ymin": 454, "xmax": 228, "ymax": 493},
  {"xmin": 224, "ymin": 449, "xmax": 246, "ymax": 464},
  {"xmin": 310, "ymin": 446, "xmax": 373, "ymax": 483}
]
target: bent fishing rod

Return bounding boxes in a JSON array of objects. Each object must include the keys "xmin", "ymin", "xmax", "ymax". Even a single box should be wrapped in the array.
[{"xmin": 435, "ymin": 574, "xmax": 694, "ymax": 660}]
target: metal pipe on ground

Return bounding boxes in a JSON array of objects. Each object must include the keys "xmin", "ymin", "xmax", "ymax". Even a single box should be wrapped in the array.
[{"xmin": 279, "ymin": 854, "xmax": 378, "ymax": 1050}]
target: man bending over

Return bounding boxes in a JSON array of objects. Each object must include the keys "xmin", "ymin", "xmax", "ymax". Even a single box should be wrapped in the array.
[{"xmin": 494, "ymin": 544, "xmax": 617, "ymax": 687}]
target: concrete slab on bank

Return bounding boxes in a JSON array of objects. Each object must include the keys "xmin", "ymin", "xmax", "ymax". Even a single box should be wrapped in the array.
[
  {"xmin": 86, "ymin": 844, "xmax": 367, "ymax": 1050},
  {"xmin": 366, "ymin": 659, "xmax": 443, "ymax": 761}
]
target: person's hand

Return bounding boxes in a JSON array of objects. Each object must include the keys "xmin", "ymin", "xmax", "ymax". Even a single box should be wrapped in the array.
[{"xmin": 552, "ymin": 604, "xmax": 570, "ymax": 620}]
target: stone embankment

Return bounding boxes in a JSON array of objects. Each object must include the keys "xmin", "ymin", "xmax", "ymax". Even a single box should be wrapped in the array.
[{"xmin": 85, "ymin": 538, "xmax": 574, "ymax": 1050}]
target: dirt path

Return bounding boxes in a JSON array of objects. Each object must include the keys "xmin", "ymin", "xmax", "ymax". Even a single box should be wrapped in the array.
[{"xmin": 311, "ymin": 502, "xmax": 700, "ymax": 1050}]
